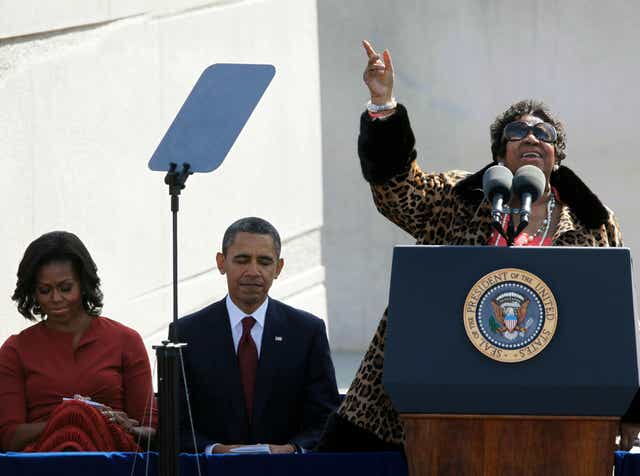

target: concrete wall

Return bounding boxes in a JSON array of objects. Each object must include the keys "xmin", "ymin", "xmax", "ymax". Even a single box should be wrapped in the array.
[
  {"xmin": 0, "ymin": 0, "xmax": 325, "ymax": 358},
  {"xmin": 318, "ymin": 1, "xmax": 640, "ymax": 350}
]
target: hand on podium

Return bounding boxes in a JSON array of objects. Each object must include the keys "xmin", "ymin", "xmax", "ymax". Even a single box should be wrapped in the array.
[
  {"xmin": 619, "ymin": 422, "xmax": 640, "ymax": 451},
  {"xmin": 268, "ymin": 444, "xmax": 296, "ymax": 454}
]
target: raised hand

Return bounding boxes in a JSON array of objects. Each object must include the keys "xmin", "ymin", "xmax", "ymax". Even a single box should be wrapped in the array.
[{"xmin": 362, "ymin": 40, "xmax": 394, "ymax": 104}]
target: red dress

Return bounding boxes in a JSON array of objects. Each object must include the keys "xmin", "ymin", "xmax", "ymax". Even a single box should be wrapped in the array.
[{"xmin": 0, "ymin": 317, "xmax": 157, "ymax": 451}]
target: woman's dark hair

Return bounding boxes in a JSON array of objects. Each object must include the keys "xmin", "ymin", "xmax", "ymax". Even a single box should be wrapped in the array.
[
  {"xmin": 12, "ymin": 231, "xmax": 103, "ymax": 320},
  {"xmin": 490, "ymin": 99, "xmax": 567, "ymax": 163}
]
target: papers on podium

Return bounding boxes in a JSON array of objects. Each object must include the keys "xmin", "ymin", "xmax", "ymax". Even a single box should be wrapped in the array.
[{"xmin": 228, "ymin": 444, "xmax": 271, "ymax": 455}]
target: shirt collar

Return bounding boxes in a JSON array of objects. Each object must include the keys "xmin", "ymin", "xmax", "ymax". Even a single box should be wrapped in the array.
[{"xmin": 225, "ymin": 295, "xmax": 268, "ymax": 330}]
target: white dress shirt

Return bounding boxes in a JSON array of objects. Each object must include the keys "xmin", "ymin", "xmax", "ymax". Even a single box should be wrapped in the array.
[{"xmin": 226, "ymin": 294, "xmax": 268, "ymax": 356}]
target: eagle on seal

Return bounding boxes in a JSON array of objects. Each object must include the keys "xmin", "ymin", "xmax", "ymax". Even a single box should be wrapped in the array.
[{"xmin": 491, "ymin": 297, "xmax": 530, "ymax": 338}]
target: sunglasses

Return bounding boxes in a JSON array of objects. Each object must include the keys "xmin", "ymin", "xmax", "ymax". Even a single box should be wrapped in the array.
[{"xmin": 502, "ymin": 121, "xmax": 558, "ymax": 143}]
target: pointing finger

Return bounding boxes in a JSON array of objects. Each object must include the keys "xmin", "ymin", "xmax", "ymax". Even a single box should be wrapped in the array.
[{"xmin": 362, "ymin": 40, "xmax": 378, "ymax": 59}]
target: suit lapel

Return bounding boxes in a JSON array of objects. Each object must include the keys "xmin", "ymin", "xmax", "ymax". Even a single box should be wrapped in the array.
[{"xmin": 251, "ymin": 299, "xmax": 285, "ymax": 427}]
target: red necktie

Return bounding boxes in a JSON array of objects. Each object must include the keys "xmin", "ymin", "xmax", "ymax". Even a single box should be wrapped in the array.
[{"xmin": 238, "ymin": 316, "xmax": 258, "ymax": 422}]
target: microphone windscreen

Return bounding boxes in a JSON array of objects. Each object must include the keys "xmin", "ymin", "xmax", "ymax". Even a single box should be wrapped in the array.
[
  {"xmin": 512, "ymin": 165, "xmax": 546, "ymax": 201},
  {"xmin": 482, "ymin": 165, "xmax": 513, "ymax": 201}
]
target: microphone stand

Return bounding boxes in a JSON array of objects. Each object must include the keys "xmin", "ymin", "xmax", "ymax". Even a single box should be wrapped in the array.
[
  {"xmin": 490, "ymin": 202, "xmax": 515, "ymax": 246},
  {"xmin": 514, "ymin": 192, "xmax": 532, "ymax": 238},
  {"xmin": 153, "ymin": 162, "xmax": 191, "ymax": 476},
  {"xmin": 506, "ymin": 217, "xmax": 516, "ymax": 246},
  {"xmin": 490, "ymin": 219, "xmax": 511, "ymax": 245}
]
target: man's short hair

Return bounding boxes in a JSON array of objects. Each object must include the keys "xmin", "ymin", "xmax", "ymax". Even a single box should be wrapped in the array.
[
  {"xmin": 489, "ymin": 99, "xmax": 567, "ymax": 164},
  {"xmin": 222, "ymin": 217, "xmax": 281, "ymax": 257}
]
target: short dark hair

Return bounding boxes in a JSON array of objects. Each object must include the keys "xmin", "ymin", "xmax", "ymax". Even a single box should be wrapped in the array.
[
  {"xmin": 222, "ymin": 217, "xmax": 281, "ymax": 257},
  {"xmin": 490, "ymin": 99, "xmax": 567, "ymax": 163},
  {"xmin": 12, "ymin": 231, "xmax": 104, "ymax": 321}
]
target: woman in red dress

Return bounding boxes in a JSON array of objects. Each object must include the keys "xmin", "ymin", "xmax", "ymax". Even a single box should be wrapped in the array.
[{"xmin": 0, "ymin": 231, "xmax": 157, "ymax": 452}]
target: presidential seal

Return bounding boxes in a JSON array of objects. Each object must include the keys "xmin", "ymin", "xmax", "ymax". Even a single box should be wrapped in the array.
[{"xmin": 463, "ymin": 268, "xmax": 557, "ymax": 363}]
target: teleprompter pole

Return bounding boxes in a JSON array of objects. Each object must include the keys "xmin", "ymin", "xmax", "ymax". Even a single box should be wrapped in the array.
[
  {"xmin": 155, "ymin": 342, "xmax": 184, "ymax": 476},
  {"xmin": 154, "ymin": 162, "xmax": 192, "ymax": 476},
  {"xmin": 166, "ymin": 162, "xmax": 192, "ymax": 326}
]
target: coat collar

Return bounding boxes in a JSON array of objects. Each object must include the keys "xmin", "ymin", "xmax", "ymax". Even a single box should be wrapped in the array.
[{"xmin": 453, "ymin": 163, "xmax": 609, "ymax": 228}]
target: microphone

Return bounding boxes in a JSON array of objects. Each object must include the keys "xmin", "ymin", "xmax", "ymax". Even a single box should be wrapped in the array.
[
  {"xmin": 512, "ymin": 165, "xmax": 546, "ymax": 232},
  {"xmin": 482, "ymin": 165, "xmax": 513, "ymax": 224}
]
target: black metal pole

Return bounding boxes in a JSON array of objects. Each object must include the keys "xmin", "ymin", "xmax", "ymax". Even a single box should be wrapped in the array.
[
  {"xmin": 490, "ymin": 220, "xmax": 509, "ymax": 245},
  {"xmin": 172, "ymin": 195, "xmax": 179, "ymax": 327},
  {"xmin": 507, "ymin": 212, "xmax": 516, "ymax": 246},
  {"xmin": 155, "ymin": 342, "xmax": 182, "ymax": 476},
  {"xmin": 155, "ymin": 163, "xmax": 191, "ymax": 476}
]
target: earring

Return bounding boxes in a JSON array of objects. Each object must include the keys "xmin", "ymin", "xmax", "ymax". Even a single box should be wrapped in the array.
[{"xmin": 553, "ymin": 163, "xmax": 559, "ymax": 172}]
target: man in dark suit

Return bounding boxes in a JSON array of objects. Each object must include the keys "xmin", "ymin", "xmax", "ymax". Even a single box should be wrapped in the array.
[{"xmin": 171, "ymin": 217, "xmax": 339, "ymax": 454}]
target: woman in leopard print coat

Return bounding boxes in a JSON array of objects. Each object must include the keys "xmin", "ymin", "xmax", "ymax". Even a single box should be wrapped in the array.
[{"xmin": 316, "ymin": 42, "xmax": 623, "ymax": 452}]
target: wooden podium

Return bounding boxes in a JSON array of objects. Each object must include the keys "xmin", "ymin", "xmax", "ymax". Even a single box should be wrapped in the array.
[
  {"xmin": 384, "ymin": 246, "xmax": 639, "ymax": 476},
  {"xmin": 400, "ymin": 414, "xmax": 618, "ymax": 476}
]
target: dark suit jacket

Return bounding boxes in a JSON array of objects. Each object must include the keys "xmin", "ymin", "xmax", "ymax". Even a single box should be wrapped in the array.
[{"xmin": 170, "ymin": 297, "xmax": 339, "ymax": 452}]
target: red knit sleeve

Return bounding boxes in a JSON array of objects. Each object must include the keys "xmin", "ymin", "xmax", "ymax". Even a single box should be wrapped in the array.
[
  {"xmin": 0, "ymin": 336, "xmax": 27, "ymax": 450},
  {"xmin": 121, "ymin": 329, "xmax": 157, "ymax": 428}
]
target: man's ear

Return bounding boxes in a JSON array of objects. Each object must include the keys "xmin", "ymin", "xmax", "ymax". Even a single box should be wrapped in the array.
[
  {"xmin": 216, "ymin": 252, "xmax": 226, "ymax": 274},
  {"xmin": 274, "ymin": 258, "xmax": 284, "ymax": 279}
]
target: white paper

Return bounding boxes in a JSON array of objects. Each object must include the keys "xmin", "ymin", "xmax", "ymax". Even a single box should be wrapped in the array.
[
  {"xmin": 228, "ymin": 444, "xmax": 271, "ymax": 455},
  {"xmin": 62, "ymin": 397, "xmax": 107, "ymax": 409}
]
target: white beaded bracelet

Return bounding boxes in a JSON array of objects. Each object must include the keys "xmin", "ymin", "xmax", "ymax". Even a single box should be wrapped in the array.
[{"xmin": 366, "ymin": 97, "xmax": 397, "ymax": 113}]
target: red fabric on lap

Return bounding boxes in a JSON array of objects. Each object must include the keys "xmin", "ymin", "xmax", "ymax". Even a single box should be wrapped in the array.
[{"xmin": 25, "ymin": 400, "xmax": 140, "ymax": 452}]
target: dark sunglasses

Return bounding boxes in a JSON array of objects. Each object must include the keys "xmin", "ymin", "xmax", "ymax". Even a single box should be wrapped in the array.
[{"xmin": 502, "ymin": 121, "xmax": 557, "ymax": 143}]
